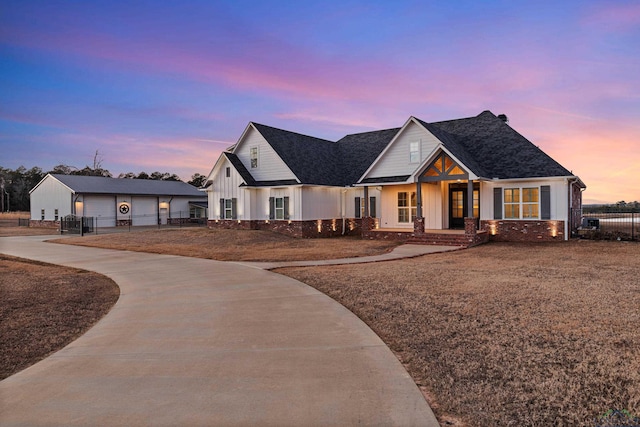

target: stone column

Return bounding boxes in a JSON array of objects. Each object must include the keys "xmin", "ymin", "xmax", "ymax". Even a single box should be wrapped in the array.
[{"xmin": 414, "ymin": 216, "xmax": 425, "ymax": 235}]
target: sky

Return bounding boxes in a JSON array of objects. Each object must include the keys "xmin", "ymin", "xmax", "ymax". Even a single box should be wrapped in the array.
[{"xmin": 1, "ymin": 0, "xmax": 638, "ymax": 204}]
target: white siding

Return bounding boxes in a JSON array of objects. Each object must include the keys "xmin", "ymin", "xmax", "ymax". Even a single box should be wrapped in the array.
[
  {"xmin": 235, "ymin": 127, "xmax": 297, "ymax": 182},
  {"xmin": 207, "ymin": 157, "xmax": 252, "ymax": 220},
  {"xmin": 30, "ymin": 176, "xmax": 73, "ymax": 220},
  {"xmin": 169, "ymin": 197, "xmax": 194, "ymax": 219},
  {"xmin": 365, "ymin": 121, "xmax": 440, "ymax": 180},
  {"xmin": 300, "ymin": 187, "xmax": 342, "ymax": 220},
  {"xmin": 131, "ymin": 197, "xmax": 158, "ymax": 226},
  {"xmin": 378, "ymin": 183, "xmax": 443, "ymax": 229},
  {"xmin": 481, "ymin": 178, "xmax": 569, "ymax": 221},
  {"xmin": 84, "ymin": 196, "xmax": 116, "ymax": 227}
]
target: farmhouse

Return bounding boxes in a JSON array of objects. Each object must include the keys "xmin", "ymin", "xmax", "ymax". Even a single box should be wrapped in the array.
[
  {"xmin": 30, "ymin": 174, "xmax": 207, "ymax": 228},
  {"xmin": 205, "ymin": 110, "xmax": 586, "ymax": 245}
]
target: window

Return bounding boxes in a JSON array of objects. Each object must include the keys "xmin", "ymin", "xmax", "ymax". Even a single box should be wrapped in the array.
[
  {"xmin": 219, "ymin": 198, "xmax": 237, "ymax": 219},
  {"xmin": 226, "ymin": 167, "xmax": 230, "ymax": 177},
  {"xmin": 398, "ymin": 192, "xmax": 417, "ymax": 223},
  {"xmin": 224, "ymin": 199, "xmax": 233, "ymax": 219},
  {"xmin": 54, "ymin": 209, "xmax": 59, "ymax": 221},
  {"xmin": 269, "ymin": 196, "xmax": 290, "ymax": 220},
  {"xmin": 504, "ymin": 187, "xmax": 540, "ymax": 219},
  {"xmin": 41, "ymin": 209, "xmax": 45, "ymax": 220},
  {"xmin": 522, "ymin": 188, "xmax": 539, "ymax": 218},
  {"xmin": 355, "ymin": 196, "xmax": 377, "ymax": 218},
  {"xmin": 250, "ymin": 146, "xmax": 258, "ymax": 168},
  {"xmin": 409, "ymin": 141, "xmax": 420, "ymax": 163},
  {"xmin": 504, "ymin": 188, "xmax": 520, "ymax": 219}
]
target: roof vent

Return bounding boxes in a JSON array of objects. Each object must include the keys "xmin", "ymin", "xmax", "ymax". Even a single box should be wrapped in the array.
[{"xmin": 497, "ymin": 114, "xmax": 508, "ymax": 123}]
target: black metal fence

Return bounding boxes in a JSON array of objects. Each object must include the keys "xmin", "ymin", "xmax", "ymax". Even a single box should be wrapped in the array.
[
  {"xmin": 61, "ymin": 212, "xmax": 206, "ymax": 235},
  {"xmin": 61, "ymin": 215, "xmax": 95, "ymax": 236},
  {"xmin": 572, "ymin": 209, "xmax": 639, "ymax": 241}
]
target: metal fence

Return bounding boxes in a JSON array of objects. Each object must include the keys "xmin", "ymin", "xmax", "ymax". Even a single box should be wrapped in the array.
[
  {"xmin": 572, "ymin": 209, "xmax": 639, "ymax": 241},
  {"xmin": 62, "ymin": 211, "xmax": 207, "ymax": 235}
]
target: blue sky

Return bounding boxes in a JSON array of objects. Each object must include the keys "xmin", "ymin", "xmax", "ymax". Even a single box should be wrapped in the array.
[{"xmin": 1, "ymin": 0, "xmax": 639, "ymax": 203}]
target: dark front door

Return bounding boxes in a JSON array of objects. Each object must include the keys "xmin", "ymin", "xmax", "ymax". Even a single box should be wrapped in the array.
[
  {"xmin": 450, "ymin": 189, "xmax": 466, "ymax": 229},
  {"xmin": 449, "ymin": 184, "xmax": 479, "ymax": 229}
]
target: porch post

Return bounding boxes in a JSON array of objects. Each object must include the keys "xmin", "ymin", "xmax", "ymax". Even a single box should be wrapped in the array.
[
  {"xmin": 416, "ymin": 179, "xmax": 422, "ymax": 217},
  {"xmin": 414, "ymin": 179, "xmax": 425, "ymax": 234},
  {"xmin": 467, "ymin": 179, "xmax": 474, "ymax": 218},
  {"xmin": 363, "ymin": 186, "xmax": 369, "ymax": 217}
]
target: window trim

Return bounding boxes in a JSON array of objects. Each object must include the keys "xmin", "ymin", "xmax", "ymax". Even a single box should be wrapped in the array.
[
  {"xmin": 250, "ymin": 146, "xmax": 259, "ymax": 169},
  {"xmin": 397, "ymin": 191, "xmax": 417, "ymax": 223},
  {"xmin": 409, "ymin": 141, "xmax": 420, "ymax": 164},
  {"xmin": 503, "ymin": 187, "xmax": 540, "ymax": 220}
]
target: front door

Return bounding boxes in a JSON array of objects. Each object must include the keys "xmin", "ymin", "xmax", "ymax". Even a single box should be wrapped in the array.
[
  {"xmin": 449, "ymin": 184, "xmax": 479, "ymax": 229},
  {"xmin": 450, "ymin": 189, "xmax": 466, "ymax": 229}
]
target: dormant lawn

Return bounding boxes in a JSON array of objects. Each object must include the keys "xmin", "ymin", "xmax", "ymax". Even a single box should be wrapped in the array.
[{"xmin": 2, "ymin": 228, "xmax": 639, "ymax": 426}]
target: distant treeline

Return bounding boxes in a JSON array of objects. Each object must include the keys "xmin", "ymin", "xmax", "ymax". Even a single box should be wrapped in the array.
[
  {"xmin": 0, "ymin": 165, "xmax": 206, "ymax": 212},
  {"xmin": 583, "ymin": 202, "xmax": 640, "ymax": 213}
]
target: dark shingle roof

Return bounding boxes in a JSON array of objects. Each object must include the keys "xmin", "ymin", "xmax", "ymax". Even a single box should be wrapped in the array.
[
  {"xmin": 252, "ymin": 123, "xmax": 342, "ymax": 185},
  {"xmin": 249, "ymin": 123, "xmax": 398, "ymax": 186},
  {"xmin": 233, "ymin": 111, "xmax": 573, "ymax": 187},
  {"xmin": 336, "ymin": 128, "xmax": 401, "ymax": 185},
  {"xmin": 51, "ymin": 174, "xmax": 204, "ymax": 197},
  {"xmin": 418, "ymin": 111, "xmax": 572, "ymax": 179},
  {"xmin": 224, "ymin": 152, "xmax": 256, "ymax": 186}
]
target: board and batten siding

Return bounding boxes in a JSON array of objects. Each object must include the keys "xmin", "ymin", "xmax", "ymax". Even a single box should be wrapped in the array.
[
  {"xmin": 235, "ymin": 126, "xmax": 297, "ymax": 182},
  {"xmin": 480, "ymin": 179, "xmax": 569, "ymax": 221},
  {"xmin": 378, "ymin": 183, "xmax": 443, "ymax": 229},
  {"xmin": 30, "ymin": 175, "xmax": 73, "ymax": 220},
  {"xmin": 208, "ymin": 157, "xmax": 251, "ymax": 220},
  {"xmin": 365, "ymin": 121, "xmax": 440, "ymax": 180},
  {"xmin": 299, "ymin": 186, "xmax": 342, "ymax": 220}
]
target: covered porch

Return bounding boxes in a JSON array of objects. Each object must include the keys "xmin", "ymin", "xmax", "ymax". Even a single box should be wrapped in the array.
[{"xmin": 360, "ymin": 150, "xmax": 488, "ymax": 247}]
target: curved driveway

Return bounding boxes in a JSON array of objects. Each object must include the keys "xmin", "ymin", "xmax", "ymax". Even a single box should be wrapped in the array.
[{"xmin": 0, "ymin": 236, "xmax": 439, "ymax": 426}]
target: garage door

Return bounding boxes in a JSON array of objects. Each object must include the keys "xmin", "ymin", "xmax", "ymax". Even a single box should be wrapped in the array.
[
  {"xmin": 84, "ymin": 196, "xmax": 116, "ymax": 227},
  {"xmin": 132, "ymin": 197, "xmax": 158, "ymax": 226}
]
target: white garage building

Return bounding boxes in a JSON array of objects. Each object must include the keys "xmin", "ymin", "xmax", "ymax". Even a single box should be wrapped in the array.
[{"xmin": 30, "ymin": 174, "xmax": 207, "ymax": 227}]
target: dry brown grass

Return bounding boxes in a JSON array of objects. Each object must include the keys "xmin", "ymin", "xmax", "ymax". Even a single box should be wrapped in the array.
[
  {"xmin": 0, "ymin": 227, "xmax": 58, "ymax": 237},
  {"xmin": 52, "ymin": 228, "xmax": 400, "ymax": 261},
  {"xmin": 277, "ymin": 241, "xmax": 640, "ymax": 427},
  {"xmin": 0, "ymin": 211, "xmax": 29, "ymax": 220},
  {"xmin": 0, "ymin": 255, "xmax": 119, "ymax": 380}
]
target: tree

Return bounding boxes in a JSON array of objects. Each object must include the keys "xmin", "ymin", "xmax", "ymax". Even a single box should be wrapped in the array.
[{"xmin": 188, "ymin": 173, "xmax": 207, "ymax": 188}]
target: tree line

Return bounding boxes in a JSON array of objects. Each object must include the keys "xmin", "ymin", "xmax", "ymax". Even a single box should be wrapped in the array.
[{"xmin": 0, "ymin": 165, "xmax": 207, "ymax": 212}]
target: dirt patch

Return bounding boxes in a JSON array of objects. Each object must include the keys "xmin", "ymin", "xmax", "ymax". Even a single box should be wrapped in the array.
[
  {"xmin": 0, "ymin": 255, "xmax": 120, "ymax": 380},
  {"xmin": 51, "ymin": 228, "xmax": 400, "ymax": 261},
  {"xmin": 277, "ymin": 240, "xmax": 640, "ymax": 426}
]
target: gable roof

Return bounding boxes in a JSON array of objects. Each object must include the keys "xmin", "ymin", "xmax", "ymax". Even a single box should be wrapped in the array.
[
  {"xmin": 416, "ymin": 111, "xmax": 572, "ymax": 179},
  {"xmin": 249, "ymin": 123, "xmax": 397, "ymax": 186},
  {"xmin": 45, "ymin": 174, "xmax": 204, "ymax": 197},
  {"xmin": 222, "ymin": 110, "xmax": 578, "ymax": 188}
]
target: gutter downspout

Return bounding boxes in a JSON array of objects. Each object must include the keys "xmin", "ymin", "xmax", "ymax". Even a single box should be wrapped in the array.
[{"xmin": 341, "ymin": 187, "xmax": 348, "ymax": 235}]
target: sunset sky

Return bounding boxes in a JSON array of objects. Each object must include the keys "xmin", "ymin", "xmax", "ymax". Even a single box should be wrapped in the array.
[{"xmin": 1, "ymin": 1, "xmax": 638, "ymax": 204}]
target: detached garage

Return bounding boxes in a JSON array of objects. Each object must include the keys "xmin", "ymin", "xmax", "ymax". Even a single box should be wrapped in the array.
[{"xmin": 30, "ymin": 174, "xmax": 207, "ymax": 228}]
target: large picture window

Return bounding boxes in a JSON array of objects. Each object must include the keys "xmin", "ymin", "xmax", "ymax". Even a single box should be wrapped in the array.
[
  {"xmin": 398, "ymin": 192, "xmax": 417, "ymax": 223},
  {"xmin": 504, "ymin": 187, "xmax": 539, "ymax": 219}
]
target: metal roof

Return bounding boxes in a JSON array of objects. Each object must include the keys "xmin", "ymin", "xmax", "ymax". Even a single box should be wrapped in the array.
[{"xmin": 49, "ymin": 174, "xmax": 205, "ymax": 197}]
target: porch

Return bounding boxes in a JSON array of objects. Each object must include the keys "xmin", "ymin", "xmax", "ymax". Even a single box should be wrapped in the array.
[{"xmin": 363, "ymin": 218, "xmax": 489, "ymax": 248}]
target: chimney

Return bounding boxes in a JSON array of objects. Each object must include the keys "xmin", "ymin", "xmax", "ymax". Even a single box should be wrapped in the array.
[{"xmin": 497, "ymin": 114, "xmax": 508, "ymax": 123}]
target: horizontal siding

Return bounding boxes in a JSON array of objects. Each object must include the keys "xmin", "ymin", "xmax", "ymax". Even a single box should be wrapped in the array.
[
  {"xmin": 235, "ymin": 127, "xmax": 296, "ymax": 182},
  {"xmin": 366, "ymin": 121, "xmax": 440, "ymax": 179},
  {"xmin": 481, "ymin": 179, "xmax": 569, "ymax": 221}
]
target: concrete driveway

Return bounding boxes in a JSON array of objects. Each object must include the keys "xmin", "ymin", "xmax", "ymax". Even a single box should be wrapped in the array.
[{"xmin": 0, "ymin": 236, "xmax": 439, "ymax": 426}]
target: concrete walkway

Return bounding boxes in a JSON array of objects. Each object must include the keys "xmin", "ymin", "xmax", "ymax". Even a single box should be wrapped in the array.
[
  {"xmin": 237, "ymin": 244, "xmax": 460, "ymax": 270},
  {"xmin": 0, "ymin": 236, "xmax": 441, "ymax": 426}
]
